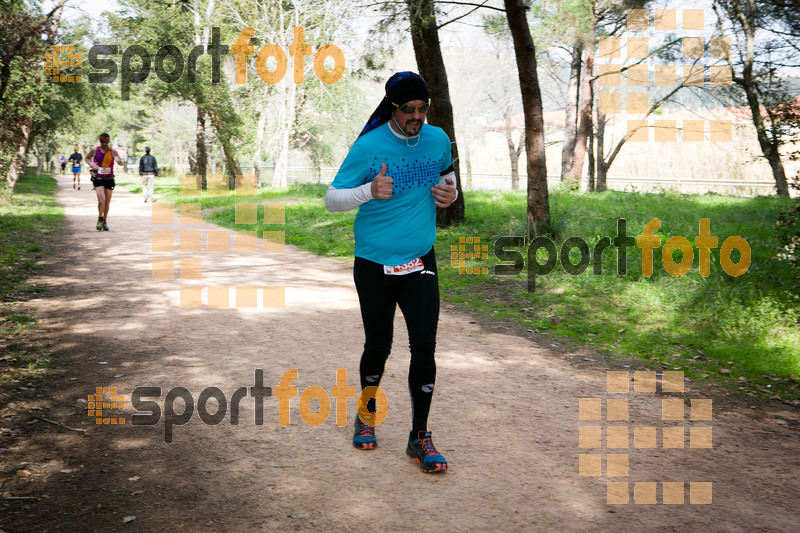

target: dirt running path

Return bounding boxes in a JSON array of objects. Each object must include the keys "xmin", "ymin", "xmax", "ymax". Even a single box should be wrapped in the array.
[{"xmin": 2, "ymin": 175, "xmax": 799, "ymax": 532}]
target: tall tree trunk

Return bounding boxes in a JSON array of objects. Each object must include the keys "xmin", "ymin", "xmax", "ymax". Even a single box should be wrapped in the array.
[
  {"xmin": 561, "ymin": 41, "xmax": 582, "ymax": 180},
  {"xmin": 733, "ymin": 0, "xmax": 789, "ymax": 197},
  {"xmin": 196, "ymin": 107, "xmax": 207, "ymax": 190},
  {"xmin": 465, "ymin": 144, "xmax": 472, "ymax": 191},
  {"xmin": 595, "ymin": 112, "xmax": 607, "ymax": 191},
  {"xmin": 208, "ymin": 109, "xmax": 242, "ymax": 188},
  {"xmin": 253, "ymin": 101, "xmax": 268, "ymax": 188},
  {"xmin": 505, "ymin": 113, "xmax": 520, "ymax": 190},
  {"xmin": 569, "ymin": 40, "xmax": 594, "ymax": 182},
  {"xmin": 272, "ymin": 78, "xmax": 294, "ymax": 188},
  {"xmin": 587, "ymin": 123, "xmax": 595, "ymax": 191},
  {"xmin": 406, "ymin": 0, "xmax": 465, "ymax": 225},
  {"xmin": 4, "ymin": 115, "xmax": 33, "ymax": 197},
  {"xmin": 503, "ymin": 0, "xmax": 550, "ymax": 238}
]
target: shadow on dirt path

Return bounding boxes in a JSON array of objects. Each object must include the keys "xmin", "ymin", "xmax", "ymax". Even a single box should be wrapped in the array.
[{"xmin": 1, "ymin": 175, "xmax": 799, "ymax": 532}]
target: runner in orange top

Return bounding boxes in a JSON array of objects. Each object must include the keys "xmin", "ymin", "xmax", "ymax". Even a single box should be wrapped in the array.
[{"xmin": 84, "ymin": 133, "xmax": 123, "ymax": 231}]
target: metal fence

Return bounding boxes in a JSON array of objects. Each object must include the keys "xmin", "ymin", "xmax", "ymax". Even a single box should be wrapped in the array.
[{"xmin": 138, "ymin": 164, "xmax": 787, "ymax": 197}]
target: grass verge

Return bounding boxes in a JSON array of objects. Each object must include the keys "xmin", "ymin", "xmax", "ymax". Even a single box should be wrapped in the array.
[{"xmin": 0, "ymin": 173, "xmax": 63, "ymax": 385}]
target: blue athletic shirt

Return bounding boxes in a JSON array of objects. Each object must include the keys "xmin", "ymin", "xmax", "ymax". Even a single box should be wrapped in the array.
[{"xmin": 331, "ymin": 122, "xmax": 452, "ymax": 266}]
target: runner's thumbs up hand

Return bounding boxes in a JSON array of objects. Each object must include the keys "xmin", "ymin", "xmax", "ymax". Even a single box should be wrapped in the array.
[{"xmin": 371, "ymin": 163, "xmax": 393, "ymax": 200}]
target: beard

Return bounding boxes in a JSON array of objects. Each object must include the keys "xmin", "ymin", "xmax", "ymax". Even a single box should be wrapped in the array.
[{"xmin": 403, "ymin": 120, "xmax": 422, "ymax": 135}]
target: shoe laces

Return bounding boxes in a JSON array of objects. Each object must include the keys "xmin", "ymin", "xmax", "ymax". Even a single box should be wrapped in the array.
[
  {"xmin": 419, "ymin": 434, "xmax": 439, "ymax": 457},
  {"xmin": 357, "ymin": 420, "xmax": 375, "ymax": 438}
]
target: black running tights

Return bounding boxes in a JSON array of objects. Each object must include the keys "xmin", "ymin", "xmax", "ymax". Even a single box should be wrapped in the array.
[{"xmin": 353, "ymin": 248, "xmax": 439, "ymax": 433}]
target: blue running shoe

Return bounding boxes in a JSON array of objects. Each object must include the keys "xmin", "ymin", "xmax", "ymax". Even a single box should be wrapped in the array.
[
  {"xmin": 353, "ymin": 415, "xmax": 377, "ymax": 450},
  {"xmin": 406, "ymin": 430, "xmax": 447, "ymax": 473}
]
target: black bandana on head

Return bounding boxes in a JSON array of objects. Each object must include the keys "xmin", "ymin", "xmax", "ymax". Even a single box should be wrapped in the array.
[{"xmin": 359, "ymin": 71, "xmax": 429, "ymax": 138}]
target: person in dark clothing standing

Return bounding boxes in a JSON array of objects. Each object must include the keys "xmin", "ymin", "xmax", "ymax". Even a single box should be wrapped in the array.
[{"xmin": 138, "ymin": 147, "xmax": 159, "ymax": 203}]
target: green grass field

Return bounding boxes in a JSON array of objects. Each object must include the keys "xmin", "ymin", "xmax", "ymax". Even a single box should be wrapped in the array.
[{"xmin": 114, "ymin": 175, "xmax": 800, "ymax": 400}]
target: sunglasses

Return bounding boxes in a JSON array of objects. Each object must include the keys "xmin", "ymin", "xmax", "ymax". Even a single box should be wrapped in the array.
[{"xmin": 392, "ymin": 101, "xmax": 430, "ymax": 114}]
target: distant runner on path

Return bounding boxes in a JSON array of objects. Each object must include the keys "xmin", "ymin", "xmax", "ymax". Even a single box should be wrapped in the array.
[
  {"xmin": 68, "ymin": 147, "xmax": 82, "ymax": 190},
  {"xmin": 325, "ymin": 71, "xmax": 458, "ymax": 473},
  {"xmin": 84, "ymin": 133, "xmax": 123, "ymax": 231}
]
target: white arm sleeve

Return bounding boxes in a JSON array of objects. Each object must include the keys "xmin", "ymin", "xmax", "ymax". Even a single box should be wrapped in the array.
[
  {"xmin": 439, "ymin": 170, "xmax": 458, "ymax": 202},
  {"xmin": 324, "ymin": 183, "xmax": 374, "ymax": 212}
]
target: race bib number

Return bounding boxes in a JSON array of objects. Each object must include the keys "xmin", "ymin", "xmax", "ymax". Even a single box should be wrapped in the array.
[
  {"xmin": 384, "ymin": 258, "xmax": 424, "ymax": 276},
  {"xmin": 97, "ymin": 167, "xmax": 112, "ymax": 175}
]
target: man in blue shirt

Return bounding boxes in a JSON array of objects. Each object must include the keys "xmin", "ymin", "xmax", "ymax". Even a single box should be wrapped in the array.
[{"xmin": 325, "ymin": 72, "xmax": 457, "ymax": 473}]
